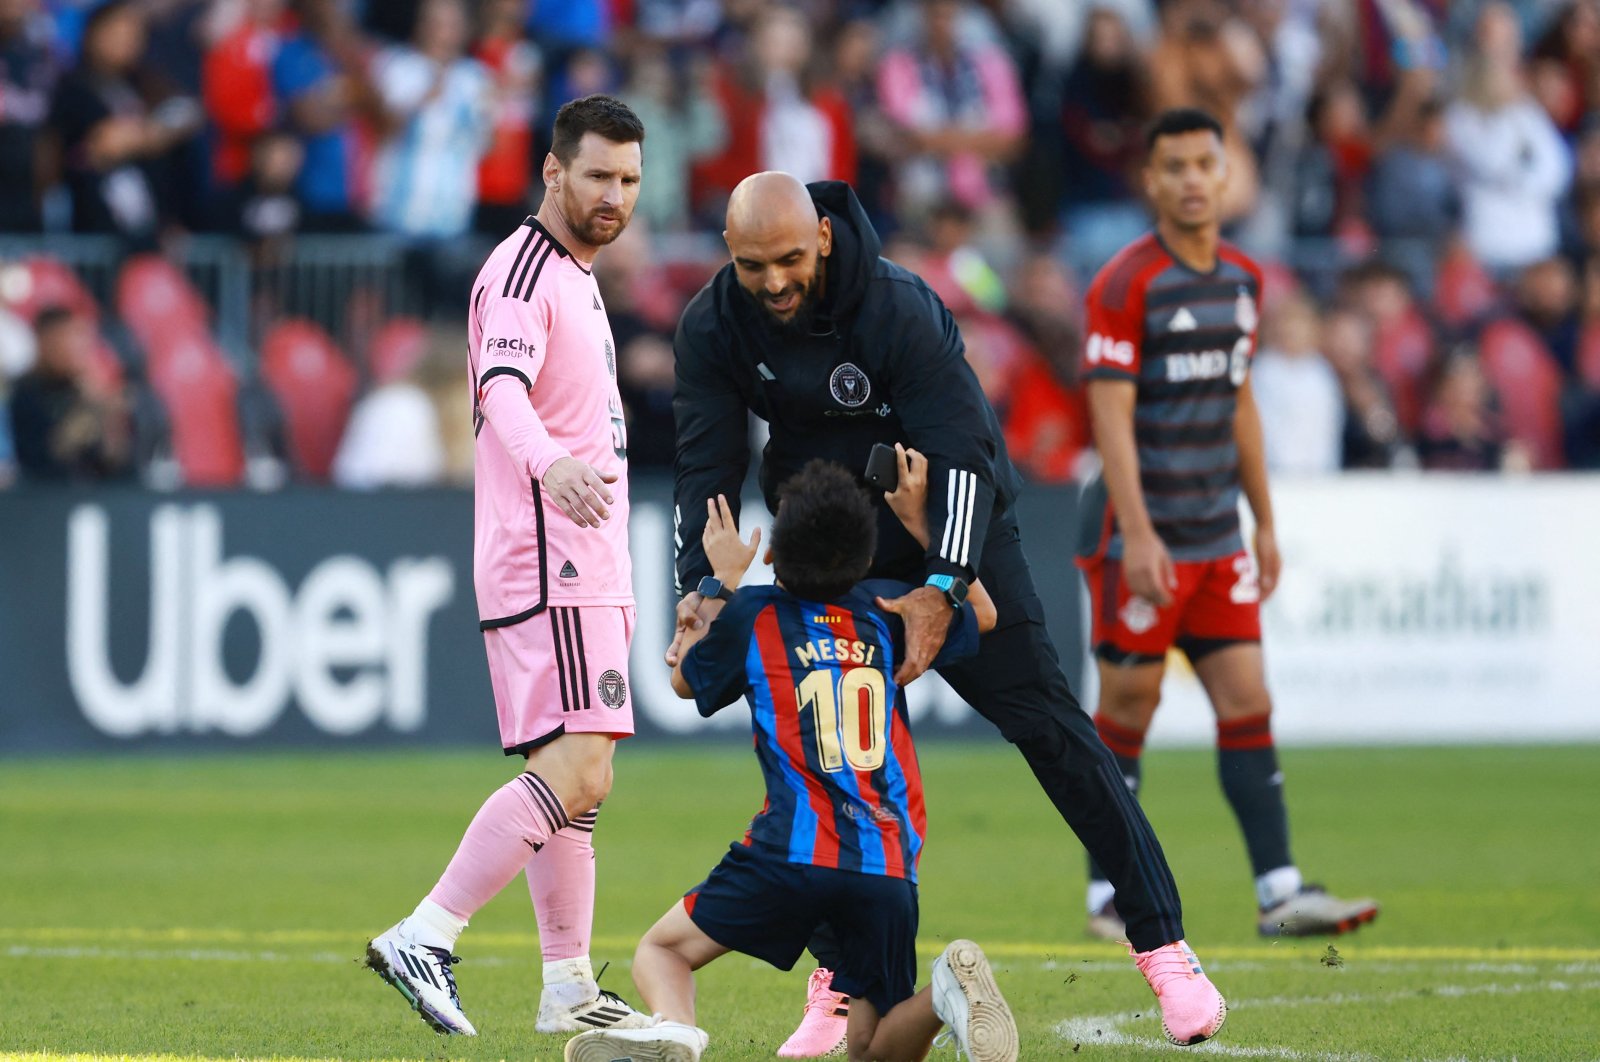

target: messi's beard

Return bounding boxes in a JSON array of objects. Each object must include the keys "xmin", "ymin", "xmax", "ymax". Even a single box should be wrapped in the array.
[
  {"xmin": 558, "ymin": 189, "xmax": 630, "ymax": 248},
  {"xmin": 572, "ymin": 207, "xmax": 628, "ymax": 246}
]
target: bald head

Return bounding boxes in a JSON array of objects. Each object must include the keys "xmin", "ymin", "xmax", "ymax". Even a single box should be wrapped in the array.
[
  {"xmin": 724, "ymin": 172, "xmax": 833, "ymax": 328},
  {"xmin": 726, "ymin": 172, "xmax": 816, "ymax": 237}
]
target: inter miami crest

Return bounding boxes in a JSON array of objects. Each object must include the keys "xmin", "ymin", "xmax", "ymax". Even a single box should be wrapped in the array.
[
  {"xmin": 597, "ymin": 669, "xmax": 627, "ymax": 709},
  {"xmin": 829, "ymin": 362, "xmax": 871, "ymax": 407}
]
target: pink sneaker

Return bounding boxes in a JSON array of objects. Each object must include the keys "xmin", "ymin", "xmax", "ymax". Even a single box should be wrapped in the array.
[
  {"xmin": 1132, "ymin": 940, "xmax": 1226, "ymax": 1046},
  {"xmin": 776, "ymin": 968, "xmax": 849, "ymax": 1058}
]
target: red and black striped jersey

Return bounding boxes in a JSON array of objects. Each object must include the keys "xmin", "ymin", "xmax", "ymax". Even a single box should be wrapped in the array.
[{"xmin": 1079, "ymin": 232, "xmax": 1264, "ymax": 562}]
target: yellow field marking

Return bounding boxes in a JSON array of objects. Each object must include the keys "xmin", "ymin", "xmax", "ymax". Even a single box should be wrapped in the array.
[{"xmin": 7, "ymin": 928, "xmax": 1599, "ymax": 964}]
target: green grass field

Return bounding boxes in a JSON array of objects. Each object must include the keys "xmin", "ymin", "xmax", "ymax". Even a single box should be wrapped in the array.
[{"xmin": 3, "ymin": 743, "xmax": 1598, "ymax": 1061}]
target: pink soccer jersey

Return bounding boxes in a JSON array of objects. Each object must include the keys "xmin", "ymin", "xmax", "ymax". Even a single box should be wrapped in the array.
[{"xmin": 468, "ymin": 217, "xmax": 632, "ymax": 626}]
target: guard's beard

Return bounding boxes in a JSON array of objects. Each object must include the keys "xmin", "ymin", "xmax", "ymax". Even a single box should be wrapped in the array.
[{"xmin": 752, "ymin": 271, "xmax": 823, "ymax": 337}]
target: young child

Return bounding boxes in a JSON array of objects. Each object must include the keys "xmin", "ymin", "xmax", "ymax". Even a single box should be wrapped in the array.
[{"xmin": 565, "ymin": 455, "xmax": 1018, "ymax": 1062}]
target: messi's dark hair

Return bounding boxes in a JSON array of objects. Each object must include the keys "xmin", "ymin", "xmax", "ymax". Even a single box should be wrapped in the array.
[
  {"xmin": 550, "ymin": 94, "xmax": 645, "ymax": 165},
  {"xmin": 770, "ymin": 460, "xmax": 877, "ymax": 603},
  {"xmin": 1145, "ymin": 107, "xmax": 1224, "ymax": 153}
]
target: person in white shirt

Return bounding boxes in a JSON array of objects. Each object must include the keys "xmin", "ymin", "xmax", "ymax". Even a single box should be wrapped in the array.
[
  {"xmin": 1444, "ymin": 2, "xmax": 1571, "ymax": 273},
  {"xmin": 331, "ymin": 380, "xmax": 445, "ymax": 489},
  {"xmin": 1251, "ymin": 292, "xmax": 1344, "ymax": 475},
  {"xmin": 369, "ymin": 0, "xmax": 493, "ymax": 239}
]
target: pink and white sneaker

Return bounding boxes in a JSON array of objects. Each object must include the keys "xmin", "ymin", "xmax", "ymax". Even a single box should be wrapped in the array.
[
  {"xmin": 1132, "ymin": 940, "xmax": 1226, "ymax": 1046},
  {"xmin": 776, "ymin": 968, "xmax": 849, "ymax": 1058}
]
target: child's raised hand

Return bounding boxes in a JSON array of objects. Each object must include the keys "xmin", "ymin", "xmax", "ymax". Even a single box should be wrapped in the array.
[
  {"xmin": 884, "ymin": 444, "xmax": 931, "ymax": 547},
  {"xmin": 703, "ymin": 494, "xmax": 761, "ymax": 584}
]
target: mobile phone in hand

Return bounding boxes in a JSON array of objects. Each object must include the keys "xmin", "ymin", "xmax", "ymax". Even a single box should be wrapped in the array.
[{"xmin": 864, "ymin": 442, "xmax": 899, "ymax": 491}]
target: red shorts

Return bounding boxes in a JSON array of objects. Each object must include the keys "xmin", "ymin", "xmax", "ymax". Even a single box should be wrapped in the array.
[
  {"xmin": 484, "ymin": 604, "xmax": 636, "ymax": 755},
  {"xmin": 1082, "ymin": 550, "xmax": 1261, "ymax": 664}
]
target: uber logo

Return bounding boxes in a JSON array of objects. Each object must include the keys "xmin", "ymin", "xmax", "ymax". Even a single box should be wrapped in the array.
[{"xmin": 66, "ymin": 504, "xmax": 454, "ymax": 739}]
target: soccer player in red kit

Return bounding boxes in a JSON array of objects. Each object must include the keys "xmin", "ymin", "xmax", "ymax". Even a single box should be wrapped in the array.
[
  {"xmin": 1078, "ymin": 108, "xmax": 1378, "ymax": 942},
  {"xmin": 364, "ymin": 95, "xmax": 654, "ymax": 1038}
]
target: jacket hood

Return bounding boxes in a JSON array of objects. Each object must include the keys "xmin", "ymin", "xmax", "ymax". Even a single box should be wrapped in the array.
[{"xmin": 809, "ymin": 180, "xmax": 881, "ymax": 321}]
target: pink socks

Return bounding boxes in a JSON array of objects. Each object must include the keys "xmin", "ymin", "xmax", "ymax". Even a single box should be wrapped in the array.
[
  {"xmin": 427, "ymin": 772, "xmax": 569, "ymax": 919},
  {"xmin": 526, "ymin": 808, "xmax": 598, "ymax": 960}
]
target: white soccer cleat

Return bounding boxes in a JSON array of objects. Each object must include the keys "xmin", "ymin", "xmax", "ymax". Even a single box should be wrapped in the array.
[
  {"xmin": 1086, "ymin": 899, "xmax": 1128, "ymax": 943},
  {"xmin": 365, "ymin": 922, "xmax": 477, "ymax": 1035},
  {"xmin": 564, "ymin": 1019, "xmax": 707, "ymax": 1062},
  {"xmin": 537, "ymin": 986, "xmax": 656, "ymax": 1032},
  {"xmin": 930, "ymin": 939, "xmax": 1019, "ymax": 1062},
  {"xmin": 1259, "ymin": 884, "xmax": 1379, "ymax": 937}
]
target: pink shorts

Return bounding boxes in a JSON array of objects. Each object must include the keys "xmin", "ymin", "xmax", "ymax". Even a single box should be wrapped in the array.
[{"xmin": 484, "ymin": 604, "xmax": 636, "ymax": 755}]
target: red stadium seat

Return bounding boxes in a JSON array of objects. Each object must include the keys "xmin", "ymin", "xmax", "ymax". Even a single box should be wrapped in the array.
[
  {"xmin": 1479, "ymin": 318, "xmax": 1565, "ymax": 470},
  {"xmin": 1434, "ymin": 244, "xmax": 1499, "ymax": 329},
  {"xmin": 146, "ymin": 331, "xmax": 246, "ymax": 486},
  {"xmin": 112, "ymin": 254, "xmax": 246, "ymax": 485},
  {"xmin": 6, "ymin": 256, "xmax": 102, "ymax": 323},
  {"xmin": 260, "ymin": 319, "xmax": 358, "ymax": 481},
  {"xmin": 0, "ymin": 257, "xmax": 125, "ymax": 393},
  {"xmin": 366, "ymin": 316, "xmax": 429, "ymax": 386},
  {"xmin": 83, "ymin": 338, "xmax": 126, "ymax": 396},
  {"xmin": 115, "ymin": 254, "xmax": 210, "ymax": 345},
  {"xmin": 1373, "ymin": 309, "xmax": 1435, "ymax": 434}
]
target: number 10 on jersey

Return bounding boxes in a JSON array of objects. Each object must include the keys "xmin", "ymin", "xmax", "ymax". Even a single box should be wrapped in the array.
[{"xmin": 796, "ymin": 668, "xmax": 888, "ymax": 773}]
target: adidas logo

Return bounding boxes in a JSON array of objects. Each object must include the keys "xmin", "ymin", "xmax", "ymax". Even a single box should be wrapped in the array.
[
  {"xmin": 1169, "ymin": 307, "xmax": 1198, "ymax": 331},
  {"xmin": 592, "ymin": 293, "xmax": 601, "ymax": 310},
  {"xmin": 559, "ymin": 560, "xmax": 579, "ymax": 579},
  {"xmin": 397, "ymin": 948, "xmax": 443, "ymax": 989}
]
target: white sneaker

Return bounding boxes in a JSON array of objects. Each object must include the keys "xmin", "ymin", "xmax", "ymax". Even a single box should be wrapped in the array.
[
  {"xmin": 1086, "ymin": 899, "xmax": 1128, "ymax": 943},
  {"xmin": 930, "ymin": 940, "xmax": 1018, "ymax": 1062},
  {"xmin": 564, "ymin": 1020, "xmax": 707, "ymax": 1062},
  {"xmin": 537, "ymin": 986, "xmax": 655, "ymax": 1032},
  {"xmin": 1259, "ymin": 884, "xmax": 1379, "ymax": 937},
  {"xmin": 365, "ymin": 922, "xmax": 476, "ymax": 1035}
]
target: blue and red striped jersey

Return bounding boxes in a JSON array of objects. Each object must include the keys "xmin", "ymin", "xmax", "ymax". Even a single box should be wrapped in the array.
[{"xmin": 679, "ymin": 579, "xmax": 979, "ymax": 882}]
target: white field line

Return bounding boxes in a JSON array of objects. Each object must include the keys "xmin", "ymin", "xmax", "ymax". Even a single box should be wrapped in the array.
[{"xmin": 1054, "ymin": 978, "xmax": 1600, "ymax": 1060}]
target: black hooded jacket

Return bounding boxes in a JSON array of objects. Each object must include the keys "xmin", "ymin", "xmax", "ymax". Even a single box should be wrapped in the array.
[{"xmin": 672, "ymin": 181, "xmax": 1022, "ymax": 593}]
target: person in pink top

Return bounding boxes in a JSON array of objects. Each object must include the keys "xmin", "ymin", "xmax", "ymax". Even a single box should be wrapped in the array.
[
  {"xmin": 875, "ymin": 0, "xmax": 1027, "ymax": 217},
  {"xmin": 364, "ymin": 94, "xmax": 654, "ymax": 1040}
]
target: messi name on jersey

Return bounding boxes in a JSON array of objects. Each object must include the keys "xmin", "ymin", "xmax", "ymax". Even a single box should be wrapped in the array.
[{"xmin": 795, "ymin": 635, "xmax": 879, "ymax": 668}]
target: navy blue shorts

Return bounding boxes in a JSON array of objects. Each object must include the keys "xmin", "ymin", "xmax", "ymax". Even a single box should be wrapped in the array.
[{"xmin": 685, "ymin": 843, "xmax": 919, "ymax": 1015}]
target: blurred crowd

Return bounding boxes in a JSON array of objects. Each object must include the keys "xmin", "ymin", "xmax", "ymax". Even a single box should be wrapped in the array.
[{"xmin": 3, "ymin": 0, "xmax": 1600, "ymax": 489}]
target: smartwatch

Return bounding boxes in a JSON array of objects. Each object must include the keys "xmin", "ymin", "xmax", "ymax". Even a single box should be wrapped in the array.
[
  {"xmin": 697, "ymin": 575, "xmax": 735, "ymax": 602},
  {"xmin": 924, "ymin": 573, "xmax": 969, "ymax": 609}
]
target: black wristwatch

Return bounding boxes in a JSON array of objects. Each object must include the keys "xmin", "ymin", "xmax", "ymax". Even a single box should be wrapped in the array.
[
  {"xmin": 697, "ymin": 575, "xmax": 735, "ymax": 602},
  {"xmin": 924, "ymin": 573, "xmax": 969, "ymax": 609}
]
